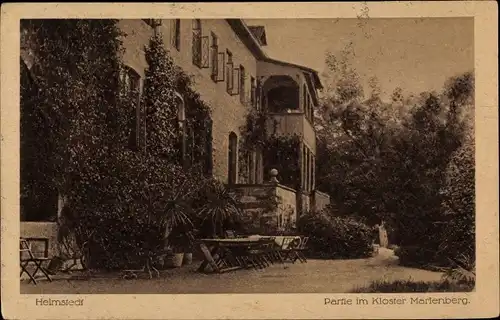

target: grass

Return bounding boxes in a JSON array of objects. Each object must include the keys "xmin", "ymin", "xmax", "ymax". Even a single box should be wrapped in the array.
[{"xmin": 351, "ymin": 279, "xmax": 475, "ymax": 293}]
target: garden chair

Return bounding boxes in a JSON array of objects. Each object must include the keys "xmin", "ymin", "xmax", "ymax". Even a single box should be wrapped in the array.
[
  {"xmin": 259, "ymin": 237, "xmax": 281, "ymax": 264},
  {"xmin": 229, "ymin": 243, "xmax": 268, "ymax": 270},
  {"xmin": 292, "ymin": 237, "xmax": 309, "ymax": 263},
  {"xmin": 20, "ymin": 238, "xmax": 53, "ymax": 285},
  {"xmin": 225, "ymin": 230, "xmax": 236, "ymax": 239},
  {"xmin": 214, "ymin": 246, "xmax": 240, "ymax": 269},
  {"xmin": 280, "ymin": 237, "xmax": 302, "ymax": 263}
]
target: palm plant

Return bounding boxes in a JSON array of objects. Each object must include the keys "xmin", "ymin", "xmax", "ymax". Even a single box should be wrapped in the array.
[
  {"xmin": 195, "ymin": 180, "xmax": 242, "ymax": 238},
  {"xmin": 146, "ymin": 177, "xmax": 199, "ymax": 252}
]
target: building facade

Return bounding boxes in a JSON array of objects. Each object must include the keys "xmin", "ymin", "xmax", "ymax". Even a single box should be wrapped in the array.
[{"xmin": 20, "ymin": 19, "xmax": 330, "ymax": 256}]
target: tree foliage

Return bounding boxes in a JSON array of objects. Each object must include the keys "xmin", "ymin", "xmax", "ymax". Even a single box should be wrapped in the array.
[{"xmin": 316, "ymin": 45, "xmax": 475, "ymax": 267}]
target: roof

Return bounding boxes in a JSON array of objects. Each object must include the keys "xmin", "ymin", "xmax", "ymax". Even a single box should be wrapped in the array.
[
  {"xmin": 248, "ymin": 26, "xmax": 267, "ymax": 46},
  {"xmin": 226, "ymin": 19, "xmax": 323, "ymax": 90}
]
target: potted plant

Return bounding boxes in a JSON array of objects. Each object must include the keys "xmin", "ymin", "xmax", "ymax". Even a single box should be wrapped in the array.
[
  {"xmin": 196, "ymin": 180, "xmax": 242, "ymax": 238},
  {"xmin": 167, "ymin": 231, "xmax": 187, "ymax": 267},
  {"xmin": 182, "ymin": 230, "xmax": 197, "ymax": 265}
]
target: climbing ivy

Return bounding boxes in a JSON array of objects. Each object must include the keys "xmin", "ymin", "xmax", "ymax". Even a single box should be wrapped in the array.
[
  {"xmin": 20, "ymin": 20, "xmax": 213, "ymax": 269},
  {"xmin": 263, "ymin": 135, "xmax": 302, "ymax": 190},
  {"xmin": 238, "ymin": 99, "xmax": 301, "ymax": 189}
]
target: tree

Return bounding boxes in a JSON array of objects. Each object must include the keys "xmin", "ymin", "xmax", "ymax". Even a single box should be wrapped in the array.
[
  {"xmin": 438, "ymin": 128, "xmax": 475, "ymax": 265},
  {"xmin": 315, "ymin": 44, "xmax": 475, "ymax": 260},
  {"xmin": 141, "ymin": 33, "xmax": 180, "ymax": 159}
]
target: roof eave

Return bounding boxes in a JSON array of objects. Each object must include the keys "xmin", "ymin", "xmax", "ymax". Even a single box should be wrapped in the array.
[
  {"xmin": 227, "ymin": 19, "xmax": 323, "ymax": 89},
  {"xmin": 226, "ymin": 19, "xmax": 268, "ymax": 60}
]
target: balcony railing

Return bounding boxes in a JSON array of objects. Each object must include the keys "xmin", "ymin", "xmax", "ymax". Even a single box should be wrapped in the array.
[{"xmin": 266, "ymin": 112, "xmax": 316, "ymax": 154}]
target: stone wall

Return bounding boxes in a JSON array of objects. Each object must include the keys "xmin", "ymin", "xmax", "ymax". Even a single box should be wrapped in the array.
[
  {"xmin": 312, "ymin": 190, "xmax": 331, "ymax": 212},
  {"xmin": 119, "ymin": 19, "xmax": 258, "ymax": 184},
  {"xmin": 20, "ymin": 222, "xmax": 59, "ymax": 257},
  {"xmin": 276, "ymin": 184, "xmax": 297, "ymax": 229},
  {"xmin": 230, "ymin": 183, "xmax": 297, "ymax": 234}
]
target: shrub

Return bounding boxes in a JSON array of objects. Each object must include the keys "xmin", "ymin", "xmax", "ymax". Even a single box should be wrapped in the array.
[
  {"xmin": 394, "ymin": 245, "xmax": 439, "ymax": 268},
  {"xmin": 298, "ymin": 210, "xmax": 373, "ymax": 259},
  {"xmin": 352, "ymin": 279, "xmax": 474, "ymax": 293}
]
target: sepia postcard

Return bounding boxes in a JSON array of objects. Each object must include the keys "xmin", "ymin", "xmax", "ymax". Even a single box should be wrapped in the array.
[{"xmin": 1, "ymin": 2, "xmax": 498, "ymax": 319}]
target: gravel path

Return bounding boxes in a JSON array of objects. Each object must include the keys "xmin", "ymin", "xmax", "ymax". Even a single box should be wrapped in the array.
[{"xmin": 21, "ymin": 248, "xmax": 443, "ymax": 294}]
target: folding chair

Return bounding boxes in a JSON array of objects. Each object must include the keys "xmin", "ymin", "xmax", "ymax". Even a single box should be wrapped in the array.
[
  {"xmin": 260, "ymin": 237, "xmax": 280, "ymax": 264},
  {"xmin": 225, "ymin": 230, "xmax": 236, "ymax": 239},
  {"xmin": 293, "ymin": 237, "xmax": 309, "ymax": 263},
  {"xmin": 280, "ymin": 237, "xmax": 302, "ymax": 263},
  {"xmin": 20, "ymin": 238, "xmax": 53, "ymax": 285}
]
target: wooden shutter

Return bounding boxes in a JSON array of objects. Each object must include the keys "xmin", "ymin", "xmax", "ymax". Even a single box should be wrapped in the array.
[
  {"xmin": 201, "ymin": 36, "xmax": 209, "ymax": 68},
  {"xmin": 211, "ymin": 47, "xmax": 218, "ymax": 80},
  {"xmin": 226, "ymin": 62, "xmax": 234, "ymax": 92},
  {"xmin": 215, "ymin": 52, "xmax": 224, "ymax": 82},
  {"xmin": 250, "ymin": 77, "xmax": 256, "ymax": 108},
  {"xmin": 231, "ymin": 67, "xmax": 240, "ymax": 96},
  {"xmin": 192, "ymin": 33, "xmax": 201, "ymax": 67},
  {"xmin": 170, "ymin": 20, "xmax": 176, "ymax": 47},
  {"xmin": 239, "ymin": 66, "xmax": 246, "ymax": 103}
]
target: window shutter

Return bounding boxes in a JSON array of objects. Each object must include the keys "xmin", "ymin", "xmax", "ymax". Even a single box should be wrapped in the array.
[
  {"xmin": 232, "ymin": 67, "xmax": 240, "ymax": 95},
  {"xmin": 226, "ymin": 62, "xmax": 234, "ymax": 92},
  {"xmin": 201, "ymin": 36, "xmax": 209, "ymax": 68},
  {"xmin": 192, "ymin": 33, "xmax": 201, "ymax": 67},
  {"xmin": 170, "ymin": 20, "xmax": 176, "ymax": 47},
  {"xmin": 211, "ymin": 47, "xmax": 218, "ymax": 80},
  {"xmin": 239, "ymin": 66, "xmax": 246, "ymax": 103},
  {"xmin": 216, "ymin": 52, "xmax": 225, "ymax": 82}
]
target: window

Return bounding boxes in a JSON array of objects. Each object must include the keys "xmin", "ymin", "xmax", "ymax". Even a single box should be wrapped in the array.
[
  {"xmin": 228, "ymin": 132, "xmax": 238, "ymax": 184},
  {"xmin": 210, "ymin": 33, "xmax": 222, "ymax": 82},
  {"xmin": 250, "ymin": 76, "xmax": 256, "ymax": 108},
  {"xmin": 192, "ymin": 20, "xmax": 201, "ymax": 66},
  {"xmin": 225, "ymin": 52, "xmax": 240, "ymax": 96},
  {"xmin": 303, "ymin": 85, "xmax": 307, "ymax": 112},
  {"xmin": 239, "ymin": 65, "xmax": 246, "ymax": 104},
  {"xmin": 226, "ymin": 50, "xmax": 233, "ymax": 93},
  {"xmin": 120, "ymin": 66, "xmax": 142, "ymax": 151},
  {"xmin": 309, "ymin": 97, "xmax": 314, "ymax": 123},
  {"xmin": 171, "ymin": 19, "xmax": 181, "ymax": 50},
  {"xmin": 255, "ymin": 77, "xmax": 262, "ymax": 111},
  {"xmin": 143, "ymin": 19, "xmax": 162, "ymax": 28},
  {"xmin": 192, "ymin": 19, "xmax": 209, "ymax": 68},
  {"xmin": 204, "ymin": 118, "xmax": 213, "ymax": 175}
]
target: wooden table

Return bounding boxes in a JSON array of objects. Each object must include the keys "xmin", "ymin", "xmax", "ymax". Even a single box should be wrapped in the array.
[
  {"xmin": 248, "ymin": 235, "xmax": 302, "ymax": 249},
  {"xmin": 197, "ymin": 238, "xmax": 276, "ymax": 273}
]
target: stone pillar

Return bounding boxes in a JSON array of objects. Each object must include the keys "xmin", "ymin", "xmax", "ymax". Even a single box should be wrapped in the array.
[
  {"xmin": 307, "ymin": 148, "xmax": 312, "ymax": 192},
  {"xmin": 312, "ymin": 154, "xmax": 316, "ymax": 191},
  {"xmin": 304, "ymin": 147, "xmax": 309, "ymax": 192}
]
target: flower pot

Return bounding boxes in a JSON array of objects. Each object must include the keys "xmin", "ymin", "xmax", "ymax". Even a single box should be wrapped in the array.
[
  {"xmin": 183, "ymin": 252, "xmax": 193, "ymax": 265},
  {"xmin": 167, "ymin": 253, "xmax": 184, "ymax": 268}
]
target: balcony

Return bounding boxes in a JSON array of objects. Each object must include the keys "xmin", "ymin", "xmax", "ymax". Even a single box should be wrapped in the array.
[{"xmin": 266, "ymin": 112, "xmax": 316, "ymax": 154}]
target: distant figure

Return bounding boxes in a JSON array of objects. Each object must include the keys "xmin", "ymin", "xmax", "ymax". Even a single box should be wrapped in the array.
[
  {"xmin": 372, "ymin": 224, "xmax": 380, "ymax": 245},
  {"xmin": 378, "ymin": 221, "xmax": 389, "ymax": 248}
]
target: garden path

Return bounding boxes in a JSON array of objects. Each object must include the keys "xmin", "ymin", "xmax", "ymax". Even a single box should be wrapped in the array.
[{"xmin": 21, "ymin": 248, "xmax": 443, "ymax": 294}]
